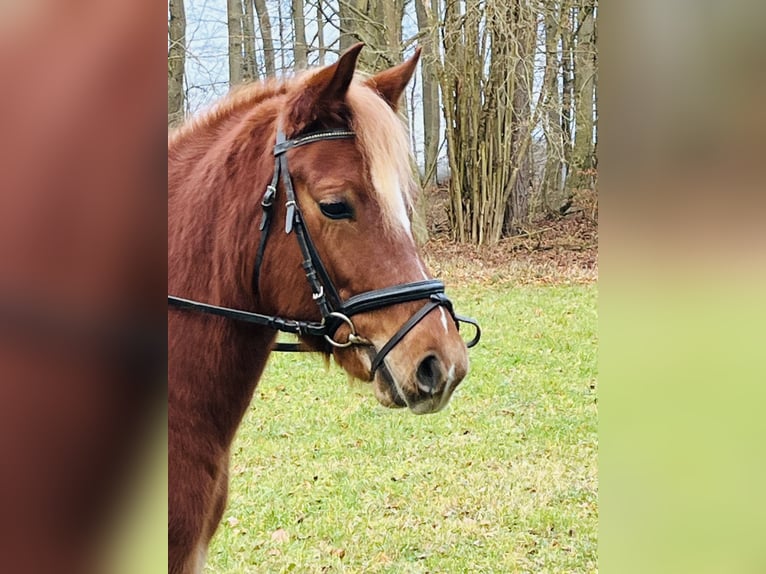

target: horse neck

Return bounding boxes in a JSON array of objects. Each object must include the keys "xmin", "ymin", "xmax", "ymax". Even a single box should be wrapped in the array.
[
  {"xmin": 169, "ymin": 108, "xmax": 280, "ymax": 444},
  {"xmin": 169, "ymin": 312, "xmax": 276, "ymax": 445}
]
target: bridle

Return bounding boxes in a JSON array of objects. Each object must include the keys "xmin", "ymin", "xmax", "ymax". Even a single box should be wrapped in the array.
[{"xmin": 168, "ymin": 128, "xmax": 480, "ymax": 375}]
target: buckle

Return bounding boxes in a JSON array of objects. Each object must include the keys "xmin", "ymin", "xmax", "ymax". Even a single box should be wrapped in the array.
[{"xmin": 261, "ymin": 185, "xmax": 276, "ymax": 208}]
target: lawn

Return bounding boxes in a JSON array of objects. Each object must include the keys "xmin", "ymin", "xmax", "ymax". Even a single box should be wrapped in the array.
[{"xmin": 204, "ymin": 281, "xmax": 597, "ymax": 573}]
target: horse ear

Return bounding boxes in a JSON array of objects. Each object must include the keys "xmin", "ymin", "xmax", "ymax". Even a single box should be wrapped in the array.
[
  {"xmin": 287, "ymin": 43, "xmax": 364, "ymax": 133},
  {"xmin": 365, "ymin": 48, "xmax": 421, "ymax": 111}
]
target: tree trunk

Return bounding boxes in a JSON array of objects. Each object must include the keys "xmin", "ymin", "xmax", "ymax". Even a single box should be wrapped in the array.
[
  {"xmin": 338, "ymin": 0, "xmax": 355, "ymax": 52},
  {"xmin": 561, "ymin": 1, "xmax": 574, "ymax": 186},
  {"xmin": 242, "ymin": 0, "xmax": 259, "ymax": 80},
  {"xmin": 168, "ymin": 0, "xmax": 186, "ymax": 128},
  {"xmin": 568, "ymin": 0, "xmax": 596, "ymax": 191},
  {"xmin": 316, "ymin": 0, "xmax": 326, "ymax": 65},
  {"xmin": 380, "ymin": 0, "xmax": 404, "ymax": 100},
  {"xmin": 226, "ymin": 0, "xmax": 244, "ymax": 85},
  {"xmin": 593, "ymin": 2, "xmax": 598, "ymax": 174},
  {"xmin": 542, "ymin": 2, "xmax": 566, "ymax": 211},
  {"xmin": 292, "ymin": 0, "xmax": 308, "ymax": 69},
  {"xmin": 504, "ymin": 0, "xmax": 536, "ymax": 236},
  {"xmin": 439, "ymin": 0, "xmax": 465, "ymax": 241},
  {"xmin": 253, "ymin": 0, "xmax": 275, "ymax": 77},
  {"xmin": 277, "ymin": 0, "xmax": 286, "ymax": 71},
  {"xmin": 380, "ymin": 0, "xmax": 402, "ymax": 62},
  {"xmin": 415, "ymin": 0, "xmax": 440, "ymax": 188},
  {"xmin": 337, "ymin": 0, "xmax": 391, "ymax": 72}
]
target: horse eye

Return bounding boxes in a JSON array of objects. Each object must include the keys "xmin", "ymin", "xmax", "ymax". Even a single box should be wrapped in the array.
[{"xmin": 319, "ymin": 201, "xmax": 353, "ymax": 220}]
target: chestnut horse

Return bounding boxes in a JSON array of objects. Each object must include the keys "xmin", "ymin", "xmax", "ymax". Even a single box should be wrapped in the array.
[{"xmin": 168, "ymin": 44, "xmax": 478, "ymax": 573}]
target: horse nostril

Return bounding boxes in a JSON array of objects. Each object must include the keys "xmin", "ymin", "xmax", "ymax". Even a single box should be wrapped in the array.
[{"xmin": 416, "ymin": 354, "xmax": 442, "ymax": 395}]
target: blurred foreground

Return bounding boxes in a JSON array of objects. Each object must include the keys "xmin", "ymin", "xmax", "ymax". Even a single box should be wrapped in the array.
[{"xmin": 0, "ymin": 2, "xmax": 165, "ymax": 573}]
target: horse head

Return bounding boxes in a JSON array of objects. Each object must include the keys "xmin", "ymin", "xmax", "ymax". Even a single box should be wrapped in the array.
[{"xmin": 254, "ymin": 45, "xmax": 471, "ymax": 414}]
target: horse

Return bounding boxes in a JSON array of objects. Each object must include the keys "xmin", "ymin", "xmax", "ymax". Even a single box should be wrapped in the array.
[{"xmin": 168, "ymin": 44, "xmax": 480, "ymax": 574}]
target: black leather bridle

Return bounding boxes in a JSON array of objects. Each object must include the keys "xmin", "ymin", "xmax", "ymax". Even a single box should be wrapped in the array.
[{"xmin": 168, "ymin": 128, "xmax": 480, "ymax": 375}]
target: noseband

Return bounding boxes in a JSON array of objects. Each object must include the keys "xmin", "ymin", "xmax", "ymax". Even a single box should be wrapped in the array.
[{"xmin": 168, "ymin": 129, "xmax": 480, "ymax": 375}]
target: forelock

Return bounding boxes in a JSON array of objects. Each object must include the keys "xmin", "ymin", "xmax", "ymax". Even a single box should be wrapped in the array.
[{"xmin": 345, "ymin": 80, "xmax": 416, "ymax": 235}]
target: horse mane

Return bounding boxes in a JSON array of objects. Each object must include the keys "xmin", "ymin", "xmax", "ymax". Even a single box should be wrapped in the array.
[
  {"xmin": 169, "ymin": 69, "xmax": 416, "ymax": 234},
  {"xmin": 168, "ymin": 78, "xmax": 288, "ymax": 148}
]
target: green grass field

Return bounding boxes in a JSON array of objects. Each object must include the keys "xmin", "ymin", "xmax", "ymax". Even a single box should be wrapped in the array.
[{"xmin": 205, "ymin": 282, "xmax": 597, "ymax": 573}]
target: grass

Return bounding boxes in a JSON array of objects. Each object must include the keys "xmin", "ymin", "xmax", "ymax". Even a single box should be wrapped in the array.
[{"xmin": 204, "ymin": 281, "xmax": 597, "ymax": 573}]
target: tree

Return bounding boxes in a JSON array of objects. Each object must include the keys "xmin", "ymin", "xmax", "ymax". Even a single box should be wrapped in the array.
[
  {"xmin": 568, "ymin": 0, "xmax": 597, "ymax": 191},
  {"xmin": 541, "ymin": 1, "xmax": 567, "ymax": 211},
  {"xmin": 254, "ymin": 0, "xmax": 275, "ymax": 77},
  {"xmin": 338, "ymin": 0, "xmax": 357, "ymax": 53},
  {"xmin": 168, "ymin": 0, "xmax": 186, "ymax": 127},
  {"xmin": 336, "ymin": 0, "xmax": 403, "ymax": 72},
  {"xmin": 226, "ymin": 0, "xmax": 244, "ymax": 85},
  {"xmin": 292, "ymin": 0, "xmax": 308, "ymax": 69},
  {"xmin": 316, "ymin": 0, "xmax": 326, "ymax": 65},
  {"xmin": 176, "ymin": 0, "xmax": 598, "ymax": 243},
  {"xmin": 242, "ymin": 0, "xmax": 259, "ymax": 80},
  {"xmin": 561, "ymin": 0, "xmax": 574, "ymax": 184},
  {"xmin": 438, "ymin": 0, "xmax": 540, "ymax": 243},
  {"xmin": 504, "ymin": 0, "xmax": 536, "ymax": 235},
  {"xmin": 277, "ymin": 0, "xmax": 287, "ymax": 70},
  {"xmin": 414, "ymin": 0, "xmax": 440, "ymax": 188}
]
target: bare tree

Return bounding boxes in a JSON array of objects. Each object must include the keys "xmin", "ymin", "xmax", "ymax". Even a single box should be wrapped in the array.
[
  {"xmin": 561, "ymin": 0, "xmax": 574, "ymax": 181},
  {"xmin": 379, "ymin": 0, "xmax": 407, "ymax": 112},
  {"xmin": 227, "ymin": 0, "xmax": 244, "ymax": 85},
  {"xmin": 437, "ymin": 0, "xmax": 546, "ymax": 243},
  {"xmin": 277, "ymin": 0, "xmax": 286, "ymax": 70},
  {"xmin": 504, "ymin": 0, "xmax": 537, "ymax": 234},
  {"xmin": 336, "ymin": 0, "xmax": 402, "ymax": 72},
  {"xmin": 168, "ymin": 0, "xmax": 186, "ymax": 127},
  {"xmin": 177, "ymin": 0, "xmax": 597, "ymax": 243},
  {"xmin": 414, "ymin": 0, "xmax": 440, "ymax": 188},
  {"xmin": 338, "ymin": 0, "xmax": 357, "ymax": 53},
  {"xmin": 568, "ymin": 0, "xmax": 597, "ymax": 191},
  {"xmin": 254, "ymin": 0, "xmax": 275, "ymax": 76},
  {"xmin": 542, "ymin": 1, "xmax": 567, "ymax": 211},
  {"xmin": 292, "ymin": 0, "xmax": 308, "ymax": 69},
  {"xmin": 380, "ymin": 0, "xmax": 403, "ymax": 61},
  {"xmin": 242, "ymin": 0, "xmax": 259, "ymax": 80},
  {"xmin": 316, "ymin": 0, "xmax": 326, "ymax": 65}
]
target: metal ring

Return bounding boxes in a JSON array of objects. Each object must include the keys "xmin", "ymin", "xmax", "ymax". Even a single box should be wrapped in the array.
[{"xmin": 323, "ymin": 312, "xmax": 358, "ymax": 348}]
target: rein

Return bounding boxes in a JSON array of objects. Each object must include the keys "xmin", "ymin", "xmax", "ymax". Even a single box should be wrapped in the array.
[{"xmin": 168, "ymin": 129, "xmax": 480, "ymax": 374}]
